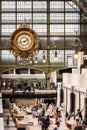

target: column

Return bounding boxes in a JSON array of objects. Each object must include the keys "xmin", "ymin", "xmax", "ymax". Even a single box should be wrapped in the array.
[
  {"xmin": 0, "ymin": 93, "xmax": 4, "ymax": 130},
  {"xmin": 70, "ymin": 86, "xmax": 76, "ymax": 114},
  {"xmin": 45, "ymin": 67, "xmax": 52, "ymax": 89},
  {"xmin": 57, "ymin": 83, "xmax": 61, "ymax": 107},
  {"xmin": 77, "ymin": 51, "xmax": 84, "ymax": 69}
]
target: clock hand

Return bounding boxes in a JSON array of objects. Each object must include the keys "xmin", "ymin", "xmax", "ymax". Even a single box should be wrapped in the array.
[{"xmin": 21, "ymin": 39, "xmax": 27, "ymax": 43}]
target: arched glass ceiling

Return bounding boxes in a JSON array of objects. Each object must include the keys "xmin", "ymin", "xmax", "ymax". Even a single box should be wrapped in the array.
[{"xmin": 0, "ymin": 0, "xmax": 87, "ymax": 67}]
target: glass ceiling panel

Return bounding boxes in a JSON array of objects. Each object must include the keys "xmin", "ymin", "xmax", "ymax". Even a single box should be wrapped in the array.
[
  {"xmin": 17, "ymin": 1, "xmax": 32, "ymax": 12},
  {"xmin": 2, "ymin": 13, "xmax": 15, "ymax": 23},
  {"xmin": 1, "ymin": 50, "xmax": 15, "ymax": 63},
  {"xmin": 50, "ymin": 1, "xmax": 64, "ymax": 12},
  {"xmin": 33, "ymin": 1, "xmax": 47, "ymax": 12},
  {"xmin": 1, "ymin": 1, "xmax": 15, "ymax": 11},
  {"xmin": 0, "ymin": 0, "xmax": 86, "ymax": 66},
  {"xmin": 33, "ymin": 24, "xmax": 47, "ymax": 35},
  {"xmin": 1, "ymin": 25, "xmax": 16, "ymax": 36},
  {"xmin": 50, "ymin": 13, "xmax": 64, "ymax": 23},
  {"xmin": 33, "ymin": 13, "xmax": 47, "ymax": 23},
  {"xmin": 17, "ymin": 13, "xmax": 31, "ymax": 23}
]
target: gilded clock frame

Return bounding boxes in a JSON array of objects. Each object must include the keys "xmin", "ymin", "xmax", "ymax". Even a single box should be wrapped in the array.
[{"xmin": 10, "ymin": 24, "xmax": 39, "ymax": 58}]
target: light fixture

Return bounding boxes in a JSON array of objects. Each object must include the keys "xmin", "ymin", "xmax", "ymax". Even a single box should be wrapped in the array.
[
  {"xmin": 72, "ymin": 38, "xmax": 82, "ymax": 60},
  {"xmin": 54, "ymin": 50, "xmax": 58, "ymax": 62},
  {"xmin": 17, "ymin": 57, "xmax": 29, "ymax": 65},
  {"xmin": 54, "ymin": 41, "xmax": 58, "ymax": 62},
  {"xmin": 42, "ymin": 50, "xmax": 46, "ymax": 63},
  {"xmin": 30, "ymin": 58, "xmax": 32, "ymax": 64},
  {"xmin": 35, "ymin": 56, "xmax": 38, "ymax": 63},
  {"xmin": 73, "ymin": 50, "xmax": 79, "ymax": 60},
  {"xmin": 43, "ymin": 55, "xmax": 46, "ymax": 63}
]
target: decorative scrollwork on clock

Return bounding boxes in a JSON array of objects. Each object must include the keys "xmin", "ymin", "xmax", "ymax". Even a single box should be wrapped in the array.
[{"xmin": 10, "ymin": 24, "xmax": 39, "ymax": 58}]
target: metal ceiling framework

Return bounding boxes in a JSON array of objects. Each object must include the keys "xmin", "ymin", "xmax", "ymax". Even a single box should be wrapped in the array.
[
  {"xmin": 0, "ymin": 0, "xmax": 87, "ymax": 87},
  {"xmin": 72, "ymin": 0, "xmax": 87, "ymax": 16}
]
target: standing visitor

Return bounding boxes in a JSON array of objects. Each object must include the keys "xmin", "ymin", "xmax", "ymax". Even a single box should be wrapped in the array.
[{"xmin": 6, "ymin": 116, "xmax": 9, "ymax": 126}]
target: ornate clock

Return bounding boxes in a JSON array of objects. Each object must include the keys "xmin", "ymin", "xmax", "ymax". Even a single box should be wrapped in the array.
[{"xmin": 10, "ymin": 24, "xmax": 39, "ymax": 58}]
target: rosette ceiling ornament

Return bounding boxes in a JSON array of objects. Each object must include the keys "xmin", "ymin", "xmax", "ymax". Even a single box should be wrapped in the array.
[
  {"xmin": 10, "ymin": 24, "xmax": 39, "ymax": 58},
  {"xmin": 72, "ymin": 38, "xmax": 82, "ymax": 52}
]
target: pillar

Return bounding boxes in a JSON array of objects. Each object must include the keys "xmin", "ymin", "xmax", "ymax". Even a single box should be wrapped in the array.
[
  {"xmin": 60, "ymin": 83, "xmax": 64, "ymax": 106},
  {"xmin": 84, "ymin": 90, "xmax": 87, "ymax": 120},
  {"xmin": 0, "ymin": 72, "xmax": 2, "ymax": 91},
  {"xmin": 46, "ymin": 71, "xmax": 51, "ymax": 89},
  {"xmin": 70, "ymin": 86, "xmax": 76, "ymax": 114},
  {"xmin": 77, "ymin": 51, "xmax": 84, "ymax": 69}
]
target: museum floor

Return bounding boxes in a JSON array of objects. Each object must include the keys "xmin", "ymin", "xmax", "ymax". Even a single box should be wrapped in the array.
[{"xmin": 3, "ymin": 109, "xmax": 69, "ymax": 130}]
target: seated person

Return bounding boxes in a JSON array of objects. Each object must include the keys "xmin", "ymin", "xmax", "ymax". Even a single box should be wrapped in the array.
[
  {"xmin": 76, "ymin": 109, "xmax": 83, "ymax": 121},
  {"xmin": 75, "ymin": 109, "xmax": 83, "ymax": 125},
  {"xmin": 53, "ymin": 121, "xmax": 60, "ymax": 130},
  {"xmin": 68, "ymin": 112, "xmax": 75, "ymax": 120},
  {"xmin": 74, "ymin": 125, "xmax": 83, "ymax": 130}
]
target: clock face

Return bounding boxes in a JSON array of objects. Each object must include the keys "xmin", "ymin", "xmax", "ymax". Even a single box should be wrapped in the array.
[{"xmin": 16, "ymin": 34, "xmax": 32, "ymax": 51}]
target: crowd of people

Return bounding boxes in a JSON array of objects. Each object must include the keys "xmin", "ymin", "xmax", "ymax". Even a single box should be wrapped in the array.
[
  {"xmin": 10, "ymin": 102, "xmax": 63, "ymax": 130},
  {"xmin": 1, "ymin": 80, "xmax": 47, "ymax": 92},
  {"xmin": 8, "ymin": 101, "xmax": 87, "ymax": 130}
]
